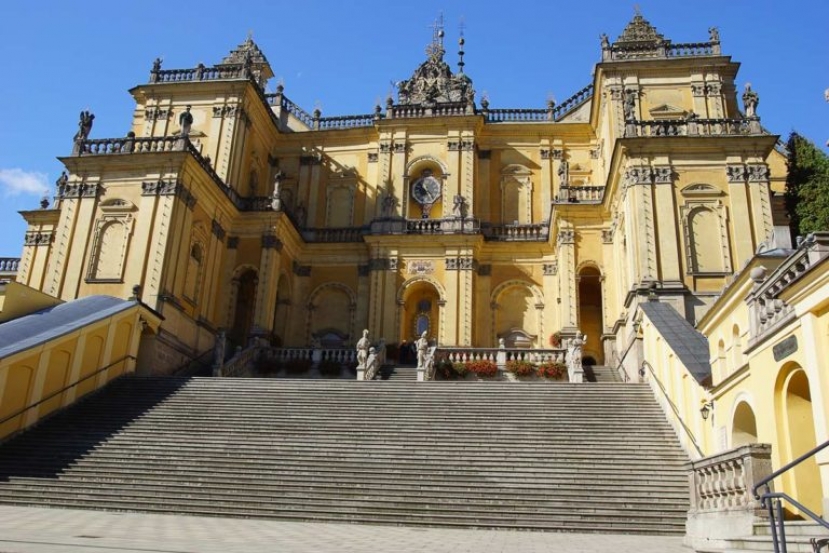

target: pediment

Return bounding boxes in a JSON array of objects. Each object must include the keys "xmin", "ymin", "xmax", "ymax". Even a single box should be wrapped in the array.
[
  {"xmin": 649, "ymin": 104, "xmax": 687, "ymax": 119},
  {"xmin": 681, "ymin": 183, "xmax": 723, "ymax": 196}
]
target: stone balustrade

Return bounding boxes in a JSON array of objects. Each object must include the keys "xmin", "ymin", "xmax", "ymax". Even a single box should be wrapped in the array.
[
  {"xmin": 221, "ymin": 345, "xmax": 262, "ymax": 377},
  {"xmin": 685, "ymin": 443, "xmax": 772, "ymax": 551},
  {"xmin": 556, "ymin": 185, "xmax": 605, "ymax": 204},
  {"xmin": 436, "ymin": 347, "xmax": 567, "ymax": 374},
  {"xmin": 667, "ymin": 41, "xmax": 719, "ymax": 57},
  {"xmin": 152, "ymin": 64, "xmax": 246, "ymax": 83},
  {"xmin": 604, "ymin": 40, "xmax": 719, "ymax": 62},
  {"xmin": 485, "ymin": 109, "xmax": 550, "ymax": 123},
  {"xmin": 300, "ymin": 227, "xmax": 367, "ymax": 243},
  {"xmin": 748, "ymin": 232, "xmax": 829, "ymax": 345},
  {"xmin": 0, "ymin": 258, "xmax": 20, "ymax": 272},
  {"xmin": 317, "ymin": 114, "xmax": 377, "ymax": 130},
  {"xmin": 482, "ymin": 222, "xmax": 549, "ymax": 241},
  {"xmin": 78, "ymin": 136, "xmax": 182, "ymax": 155},
  {"xmin": 552, "ymin": 84, "xmax": 594, "ymax": 120},
  {"xmin": 625, "ymin": 118, "xmax": 762, "ymax": 138}
]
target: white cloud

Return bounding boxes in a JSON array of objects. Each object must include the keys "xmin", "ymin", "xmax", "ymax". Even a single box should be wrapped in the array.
[{"xmin": 0, "ymin": 168, "xmax": 50, "ymax": 197}]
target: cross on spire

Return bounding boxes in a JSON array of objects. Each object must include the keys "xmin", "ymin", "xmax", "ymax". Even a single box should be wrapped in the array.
[{"xmin": 428, "ymin": 13, "xmax": 445, "ymax": 46}]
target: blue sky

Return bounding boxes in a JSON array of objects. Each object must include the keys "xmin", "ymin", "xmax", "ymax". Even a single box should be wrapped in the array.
[{"xmin": 0, "ymin": 1, "xmax": 827, "ymax": 257}]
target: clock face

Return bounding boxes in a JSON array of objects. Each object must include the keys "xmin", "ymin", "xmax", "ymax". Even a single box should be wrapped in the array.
[{"xmin": 412, "ymin": 176, "xmax": 441, "ymax": 205}]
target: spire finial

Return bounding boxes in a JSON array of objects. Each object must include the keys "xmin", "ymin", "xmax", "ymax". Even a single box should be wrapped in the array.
[
  {"xmin": 425, "ymin": 13, "xmax": 446, "ymax": 59},
  {"xmin": 633, "ymin": 4, "xmax": 642, "ymax": 16},
  {"xmin": 457, "ymin": 19, "xmax": 466, "ymax": 73}
]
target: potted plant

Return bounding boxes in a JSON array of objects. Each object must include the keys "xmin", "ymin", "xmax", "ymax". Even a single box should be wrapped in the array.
[
  {"xmin": 538, "ymin": 361, "xmax": 567, "ymax": 380},
  {"xmin": 549, "ymin": 332, "xmax": 563, "ymax": 348},
  {"xmin": 506, "ymin": 359, "xmax": 537, "ymax": 377},
  {"xmin": 465, "ymin": 360, "xmax": 498, "ymax": 379}
]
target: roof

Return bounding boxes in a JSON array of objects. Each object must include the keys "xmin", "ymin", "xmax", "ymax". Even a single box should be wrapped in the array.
[
  {"xmin": 0, "ymin": 296, "xmax": 136, "ymax": 360},
  {"xmin": 640, "ymin": 301, "xmax": 711, "ymax": 385}
]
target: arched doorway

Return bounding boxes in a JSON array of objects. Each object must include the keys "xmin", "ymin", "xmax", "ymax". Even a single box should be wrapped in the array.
[
  {"xmin": 776, "ymin": 365, "xmax": 821, "ymax": 516},
  {"xmin": 732, "ymin": 401, "xmax": 758, "ymax": 447},
  {"xmin": 577, "ymin": 266, "xmax": 604, "ymax": 364},
  {"xmin": 229, "ymin": 268, "xmax": 258, "ymax": 347},
  {"xmin": 400, "ymin": 280, "xmax": 441, "ymax": 344}
]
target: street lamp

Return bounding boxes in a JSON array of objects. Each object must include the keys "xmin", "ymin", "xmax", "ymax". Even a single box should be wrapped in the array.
[{"xmin": 700, "ymin": 400, "xmax": 714, "ymax": 420}]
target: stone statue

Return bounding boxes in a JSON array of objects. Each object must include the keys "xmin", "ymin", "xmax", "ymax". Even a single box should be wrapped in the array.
[
  {"xmin": 742, "ymin": 84, "xmax": 759, "ymax": 118},
  {"xmin": 271, "ymin": 171, "xmax": 284, "ymax": 212},
  {"xmin": 356, "ymin": 329, "xmax": 370, "ymax": 369},
  {"xmin": 623, "ymin": 91, "xmax": 636, "ymax": 121},
  {"xmin": 416, "ymin": 330, "xmax": 429, "ymax": 369},
  {"xmin": 74, "ymin": 111, "xmax": 95, "ymax": 142},
  {"xmin": 452, "ymin": 194, "xmax": 467, "ymax": 218},
  {"xmin": 152, "ymin": 57, "xmax": 162, "ymax": 73},
  {"xmin": 600, "ymin": 33, "xmax": 610, "ymax": 49},
  {"xmin": 568, "ymin": 331, "xmax": 586, "ymax": 369},
  {"xmin": 365, "ymin": 347, "xmax": 379, "ymax": 380},
  {"xmin": 381, "ymin": 191, "xmax": 397, "ymax": 217},
  {"xmin": 557, "ymin": 160, "xmax": 569, "ymax": 185},
  {"xmin": 179, "ymin": 105, "xmax": 194, "ymax": 137},
  {"xmin": 708, "ymin": 27, "xmax": 720, "ymax": 43},
  {"xmin": 55, "ymin": 171, "xmax": 68, "ymax": 196}
]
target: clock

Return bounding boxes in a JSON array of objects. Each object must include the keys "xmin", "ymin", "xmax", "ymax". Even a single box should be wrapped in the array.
[{"xmin": 411, "ymin": 175, "xmax": 441, "ymax": 205}]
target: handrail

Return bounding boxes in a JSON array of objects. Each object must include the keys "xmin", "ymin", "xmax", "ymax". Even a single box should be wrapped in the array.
[
  {"xmin": 753, "ymin": 438, "xmax": 829, "ymax": 500},
  {"xmin": 0, "ymin": 354, "xmax": 136, "ymax": 427},
  {"xmin": 640, "ymin": 360, "xmax": 704, "ymax": 457}
]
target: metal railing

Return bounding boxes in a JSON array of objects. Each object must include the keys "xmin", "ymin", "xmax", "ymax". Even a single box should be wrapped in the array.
[
  {"xmin": 752, "ymin": 438, "xmax": 829, "ymax": 553},
  {"xmin": 0, "ymin": 355, "xmax": 136, "ymax": 432},
  {"xmin": 640, "ymin": 360, "xmax": 704, "ymax": 457}
]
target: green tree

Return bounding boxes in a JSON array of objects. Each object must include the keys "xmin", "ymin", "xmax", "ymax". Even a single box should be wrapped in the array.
[{"xmin": 785, "ymin": 132, "xmax": 829, "ymax": 236}]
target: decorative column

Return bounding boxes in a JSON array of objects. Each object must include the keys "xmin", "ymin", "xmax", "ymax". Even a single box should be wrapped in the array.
[
  {"xmin": 251, "ymin": 233, "xmax": 283, "ymax": 337},
  {"xmin": 726, "ymin": 163, "xmax": 755, "ymax": 265},
  {"xmin": 355, "ymin": 264, "xmax": 370, "ymax": 335},
  {"xmin": 476, "ymin": 150, "xmax": 491, "ymax": 220},
  {"xmin": 460, "ymin": 136, "xmax": 475, "ymax": 217},
  {"xmin": 691, "ymin": 81, "xmax": 708, "ymax": 118},
  {"xmin": 475, "ymin": 264, "xmax": 492, "ymax": 346},
  {"xmin": 456, "ymin": 254, "xmax": 475, "ymax": 345},
  {"xmin": 557, "ymin": 229, "xmax": 578, "ymax": 331},
  {"xmin": 54, "ymin": 180, "xmax": 100, "ymax": 299},
  {"xmin": 542, "ymin": 261, "xmax": 559, "ymax": 339},
  {"xmin": 652, "ymin": 166, "xmax": 682, "ymax": 283},
  {"xmin": 304, "ymin": 156, "xmax": 322, "ymax": 227},
  {"xmin": 139, "ymin": 180, "xmax": 181, "ymax": 310},
  {"xmin": 746, "ymin": 163, "xmax": 774, "ymax": 246},
  {"xmin": 381, "ymin": 255, "xmax": 399, "ymax": 341},
  {"xmin": 392, "ymin": 137, "xmax": 408, "ymax": 217},
  {"xmin": 623, "ymin": 165, "xmax": 657, "ymax": 284},
  {"xmin": 443, "ymin": 255, "xmax": 462, "ymax": 345},
  {"xmin": 539, "ymin": 144, "xmax": 552, "ymax": 220},
  {"xmin": 290, "ymin": 261, "xmax": 312, "ymax": 345},
  {"xmin": 364, "ymin": 149, "xmax": 380, "ymax": 224},
  {"xmin": 201, "ymin": 219, "xmax": 226, "ymax": 322}
]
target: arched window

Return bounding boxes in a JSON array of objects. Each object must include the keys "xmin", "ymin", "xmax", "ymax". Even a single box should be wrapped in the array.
[
  {"xmin": 90, "ymin": 220, "xmax": 129, "ymax": 281},
  {"xmin": 681, "ymin": 200, "xmax": 732, "ymax": 275}
]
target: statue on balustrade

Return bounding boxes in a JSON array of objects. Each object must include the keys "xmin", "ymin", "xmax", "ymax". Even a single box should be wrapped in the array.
[
  {"xmin": 179, "ymin": 106, "xmax": 194, "ymax": 137},
  {"xmin": 356, "ymin": 329, "xmax": 370, "ymax": 369},
  {"xmin": 416, "ymin": 331, "xmax": 429, "ymax": 369},
  {"xmin": 452, "ymin": 194, "xmax": 467, "ymax": 218},
  {"xmin": 73, "ymin": 111, "xmax": 95, "ymax": 142},
  {"xmin": 623, "ymin": 91, "xmax": 636, "ymax": 121},
  {"xmin": 271, "ymin": 171, "xmax": 284, "ymax": 212},
  {"xmin": 742, "ymin": 84, "xmax": 759, "ymax": 118}
]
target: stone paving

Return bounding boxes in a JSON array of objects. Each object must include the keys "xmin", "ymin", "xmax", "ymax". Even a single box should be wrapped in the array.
[{"xmin": 0, "ymin": 505, "xmax": 692, "ymax": 553}]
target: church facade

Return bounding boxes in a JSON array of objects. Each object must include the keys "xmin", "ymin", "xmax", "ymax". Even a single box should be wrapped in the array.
[{"xmin": 14, "ymin": 13, "xmax": 788, "ymax": 374}]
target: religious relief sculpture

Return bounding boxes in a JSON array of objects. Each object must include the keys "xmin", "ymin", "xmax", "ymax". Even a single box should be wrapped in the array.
[
  {"xmin": 356, "ymin": 329, "xmax": 370, "ymax": 369},
  {"xmin": 179, "ymin": 105, "xmax": 194, "ymax": 137},
  {"xmin": 742, "ymin": 84, "xmax": 759, "ymax": 118}
]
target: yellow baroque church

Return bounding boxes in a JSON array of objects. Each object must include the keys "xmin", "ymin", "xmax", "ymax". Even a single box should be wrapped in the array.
[
  {"xmin": 12, "ymin": 14, "xmax": 789, "ymax": 370},
  {"xmin": 4, "ymin": 12, "xmax": 829, "ymax": 545}
]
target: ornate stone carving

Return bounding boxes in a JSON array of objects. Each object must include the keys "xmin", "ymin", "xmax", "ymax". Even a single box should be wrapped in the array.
[
  {"xmin": 624, "ymin": 166, "xmax": 653, "ymax": 186},
  {"xmin": 367, "ymin": 152, "xmax": 378, "ymax": 163},
  {"xmin": 727, "ymin": 164, "xmax": 748, "ymax": 183},
  {"xmin": 540, "ymin": 149, "xmax": 551, "ymax": 160},
  {"xmin": 227, "ymin": 236, "xmax": 239, "ymax": 249},
  {"xmin": 24, "ymin": 231, "xmax": 53, "ymax": 246},
  {"xmin": 446, "ymin": 257, "xmax": 476, "ymax": 271},
  {"xmin": 543, "ymin": 262, "xmax": 558, "ymax": 276},
  {"xmin": 746, "ymin": 163, "xmax": 771, "ymax": 182},
  {"xmin": 558, "ymin": 230, "xmax": 575, "ymax": 244},
  {"xmin": 145, "ymin": 107, "xmax": 170, "ymax": 121},
  {"xmin": 691, "ymin": 84, "xmax": 706, "ymax": 97},
  {"xmin": 477, "ymin": 264, "xmax": 492, "ymax": 276},
  {"xmin": 742, "ymin": 84, "xmax": 759, "ymax": 118},
  {"xmin": 601, "ymin": 229, "xmax": 614, "ymax": 243},
  {"xmin": 447, "ymin": 141, "xmax": 460, "ymax": 151},
  {"xmin": 552, "ymin": 149, "xmax": 564, "ymax": 160},
  {"xmin": 407, "ymin": 260, "xmax": 435, "ymax": 275},
  {"xmin": 461, "ymin": 140, "xmax": 475, "ymax": 151},
  {"xmin": 379, "ymin": 141, "xmax": 392, "ymax": 153},
  {"xmin": 211, "ymin": 220, "xmax": 226, "ymax": 241},
  {"xmin": 60, "ymin": 182, "xmax": 100, "ymax": 199},
  {"xmin": 212, "ymin": 105, "xmax": 242, "ymax": 119},
  {"xmin": 653, "ymin": 166, "xmax": 673, "ymax": 184},
  {"xmin": 393, "ymin": 142, "xmax": 407, "ymax": 154},
  {"xmin": 178, "ymin": 187, "xmax": 197, "ymax": 210},
  {"xmin": 706, "ymin": 83, "xmax": 722, "ymax": 96},
  {"xmin": 292, "ymin": 261, "xmax": 312, "ymax": 276},
  {"xmin": 142, "ymin": 180, "xmax": 179, "ymax": 196},
  {"xmin": 261, "ymin": 234, "xmax": 283, "ymax": 250},
  {"xmin": 615, "ymin": 12, "xmax": 665, "ymax": 45},
  {"xmin": 368, "ymin": 257, "xmax": 398, "ymax": 271},
  {"xmin": 395, "ymin": 20, "xmax": 475, "ymax": 106}
]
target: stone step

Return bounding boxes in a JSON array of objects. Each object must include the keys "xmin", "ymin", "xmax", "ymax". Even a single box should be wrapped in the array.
[
  {"xmin": 0, "ymin": 375, "xmax": 690, "ymax": 535},
  {"xmin": 0, "ymin": 496, "xmax": 685, "ymax": 534}
]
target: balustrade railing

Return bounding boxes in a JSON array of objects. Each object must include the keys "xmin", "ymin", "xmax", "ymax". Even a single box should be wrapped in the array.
[
  {"xmin": 685, "ymin": 444, "xmax": 773, "ymax": 552},
  {"xmin": 485, "ymin": 109, "xmax": 550, "ymax": 122},
  {"xmin": 748, "ymin": 232, "xmax": 829, "ymax": 345},
  {"xmin": 556, "ymin": 185, "xmax": 605, "ymax": 203},
  {"xmin": 79, "ymin": 136, "xmax": 182, "ymax": 155},
  {"xmin": 605, "ymin": 41, "xmax": 719, "ymax": 62},
  {"xmin": 667, "ymin": 41, "xmax": 719, "ymax": 57},
  {"xmin": 553, "ymin": 84, "xmax": 594, "ymax": 120},
  {"xmin": 300, "ymin": 226, "xmax": 367, "ymax": 243},
  {"xmin": 152, "ymin": 64, "xmax": 245, "ymax": 84},
  {"xmin": 626, "ymin": 118, "xmax": 762, "ymax": 138},
  {"xmin": 437, "ymin": 347, "xmax": 566, "ymax": 367},
  {"xmin": 0, "ymin": 258, "xmax": 20, "ymax": 272},
  {"xmin": 482, "ymin": 222, "xmax": 548, "ymax": 241},
  {"xmin": 317, "ymin": 114, "xmax": 377, "ymax": 130}
]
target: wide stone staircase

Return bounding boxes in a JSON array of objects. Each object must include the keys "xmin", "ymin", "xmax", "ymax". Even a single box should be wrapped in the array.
[{"xmin": 0, "ymin": 376, "xmax": 689, "ymax": 534}]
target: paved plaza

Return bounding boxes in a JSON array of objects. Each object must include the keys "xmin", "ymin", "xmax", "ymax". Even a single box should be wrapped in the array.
[{"xmin": 0, "ymin": 505, "xmax": 691, "ymax": 553}]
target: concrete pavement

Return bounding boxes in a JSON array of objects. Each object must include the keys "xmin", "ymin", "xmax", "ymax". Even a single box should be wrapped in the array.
[{"xmin": 0, "ymin": 505, "xmax": 691, "ymax": 553}]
